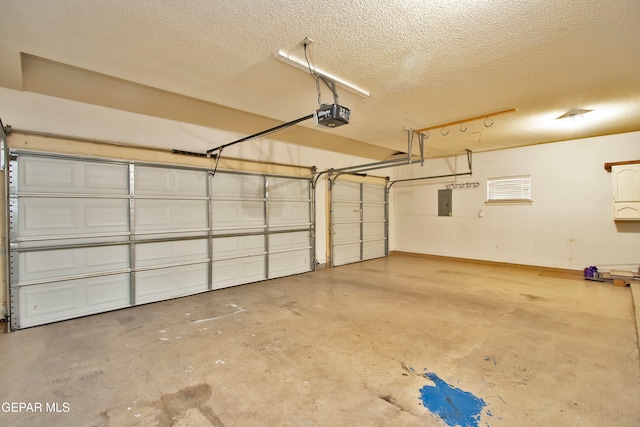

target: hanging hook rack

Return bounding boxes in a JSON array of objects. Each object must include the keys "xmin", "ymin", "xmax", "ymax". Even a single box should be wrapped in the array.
[
  {"xmin": 483, "ymin": 117, "xmax": 494, "ymax": 127},
  {"xmin": 441, "ymin": 127, "xmax": 449, "ymax": 136},
  {"xmin": 460, "ymin": 122, "xmax": 467, "ymax": 132},
  {"xmin": 415, "ymin": 108, "xmax": 516, "ymax": 134},
  {"xmin": 445, "ymin": 181, "xmax": 480, "ymax": 190}
]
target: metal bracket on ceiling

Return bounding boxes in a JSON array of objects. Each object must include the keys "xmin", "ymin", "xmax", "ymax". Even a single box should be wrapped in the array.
[
  {"xmin": 314, "ymin": 128, "xmax": 426, "ymax": 185},
  {"xmin": 406, "ymin": 128, "xmax": 425, "ymax": 167},
  {"xmin": 387, "ymin": 149, "xmax": 473, "ymax": 190},
  {"xmin": 417, "ymin": 131, "xmax": 425, "ymax": 166},
  {"xmin": 407, "ymin": 128, "xmax": 413, "ymax": 164}
]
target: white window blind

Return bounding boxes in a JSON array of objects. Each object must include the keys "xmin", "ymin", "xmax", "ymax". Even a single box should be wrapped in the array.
[{"xmin": 487, "ymin": 175, "xmax": 532, "ymax": 202}]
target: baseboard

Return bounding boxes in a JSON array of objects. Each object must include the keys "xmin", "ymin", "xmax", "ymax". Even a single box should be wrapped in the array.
[{"xmin": 389, "ymin": 251, "xmax": 583, "ymax": 278}]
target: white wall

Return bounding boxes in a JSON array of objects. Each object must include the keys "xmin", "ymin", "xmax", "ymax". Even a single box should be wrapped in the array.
[
  {"xmin": 0, "ymin": 88, "xmax": 379, "ymax": 267},
  {"xmin": 390, "ymin": 132, "xmax": 640, "ymax": 270}
]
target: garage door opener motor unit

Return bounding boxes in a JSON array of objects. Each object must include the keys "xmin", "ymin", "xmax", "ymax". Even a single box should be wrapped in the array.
[{"xmin": 315, "ymin": 103, "xmax": 350, "ymax": 128}]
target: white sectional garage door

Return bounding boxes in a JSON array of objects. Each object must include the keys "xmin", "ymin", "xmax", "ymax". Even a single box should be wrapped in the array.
[
  {"xmin": 8, "ymin": 151, "xmax": 313, "ymax": 329},
  {"xmin": 330, "ymin": 180, "xmax": 388, "ymax": 266}
]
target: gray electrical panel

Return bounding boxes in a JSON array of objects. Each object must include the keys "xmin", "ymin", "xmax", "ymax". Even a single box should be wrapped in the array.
[{"xmin": 438, "ymin": 189, "xmax": 452, "ymax": 216}]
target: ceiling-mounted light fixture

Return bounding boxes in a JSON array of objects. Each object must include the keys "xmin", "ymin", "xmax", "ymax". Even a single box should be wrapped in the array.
[
  {"xmin": 275, "ymin": 49, "xmax": 370, "ymax": 98},
  {"xmin": 556, "ymin": 108, "xmax": 593, "ymax": 120}
]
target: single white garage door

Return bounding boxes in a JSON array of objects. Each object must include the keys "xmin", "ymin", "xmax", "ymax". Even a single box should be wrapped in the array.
[
  {"xmin": 330, "ymin": 180, "xmax": 388, "ymax": 267},
  {"xmin": 8, "ymin": 151, "xmax": 313, "ymax": 329}
]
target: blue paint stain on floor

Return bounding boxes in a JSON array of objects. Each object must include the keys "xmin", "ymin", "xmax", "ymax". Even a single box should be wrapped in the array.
[{"xmin": 419, "ymin": 370, "xmax": 487, "ymax": 427}]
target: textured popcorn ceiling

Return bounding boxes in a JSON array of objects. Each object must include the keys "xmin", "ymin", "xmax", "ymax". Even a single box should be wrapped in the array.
[{"xmin": 1, "ymin": 1, "xmax": 639, "ymax": 159}]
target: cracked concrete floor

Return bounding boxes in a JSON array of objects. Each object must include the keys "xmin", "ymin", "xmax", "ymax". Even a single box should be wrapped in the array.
[{"xmin": 1, "ymin": 254, "xmax": 639, "ymax": 426}]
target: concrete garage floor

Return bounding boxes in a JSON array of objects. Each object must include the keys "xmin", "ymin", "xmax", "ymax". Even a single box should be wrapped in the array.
[{"xmin": 1, "ymin": 254, "xmax": 639, "ymax": 427}]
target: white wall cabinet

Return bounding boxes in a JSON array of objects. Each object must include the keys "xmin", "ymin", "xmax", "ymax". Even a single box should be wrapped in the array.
[{"xmin": 612, "ymin": 164, "xmax": 640, "ymax": 220}]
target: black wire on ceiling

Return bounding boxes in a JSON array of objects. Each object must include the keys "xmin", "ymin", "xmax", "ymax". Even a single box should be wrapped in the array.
[
  {"xmin": 205, "ymin": 113, "xmax": 315, "ymax": 156},
  {"xmin": 319, "ymin": 75, "xmax": 339, "ymax": 105},
  {"xmin": 303, "ymin": 41, "xmax": 338, "ymax": 106},
  {"xmin": 303, "ymin": 41, "xmax": 322, "ymax": 106}
]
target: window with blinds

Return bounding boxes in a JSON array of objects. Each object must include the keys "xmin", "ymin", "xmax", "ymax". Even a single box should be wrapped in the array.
[{"xmin": 486, "ymin": 175, "xmax": 532, "ymax": 203}]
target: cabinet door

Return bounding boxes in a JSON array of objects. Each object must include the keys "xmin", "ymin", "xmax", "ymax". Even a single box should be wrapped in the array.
[
  {"xmin": 613, "ymin": 165, "xmax": 640, "ymax": 202},
  {"xmin": 614, "ymin": 202, "xmax": 640, "ymax": 220}
]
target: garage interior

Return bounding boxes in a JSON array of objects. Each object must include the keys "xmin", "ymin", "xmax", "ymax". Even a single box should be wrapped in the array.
[{"xmin": 1, "ymin": 2, "xmax": 639, "ymax": 426}]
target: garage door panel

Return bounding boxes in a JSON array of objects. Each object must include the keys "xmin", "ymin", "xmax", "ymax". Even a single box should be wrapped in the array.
[
  {"xmin": 135, "ymin": 264, "xmax": 208, "ymax": 304},
  {"xmin": 212, "ymin": 200, "xmax": 265, "ymax": 231},
  {"xmin": 83, "ymin": 164, "xmax": 129, "ymax": 193},
  {"xmin": 135, "ymin": 167, "xmax": 207, "ymax": 197},
  {"xmin": 19, "ymin": 157, "xmax": 74, "ymax": 192},
  {"xmin": 268, "ymin": 201, "xmax": 310, "ymax": 227},
  {"xmin": 18, "ymin": 274, "xmax": 130, "ymax": 328},
  {"xmin": 332, "ymin": 181, "xmax": 360, "ymax": 202},
  {"xmin": 23, "ymin": 200, "xmax": 75, "ymax": 230},
  {"xmin": 363, "ymin": 222, "xmax": 386, "ymax": 240},
  {"xmin": 212, "ymin": 235, "xmax": 265, "ymax": 259},
  {"xmin": 363, "ymin": 184, "xmax": 385, "ymax": 202},
  {"xmin": 333, "ymin": 223, "xmax": 361, "ymax": 244},
  {"xmin": 333, "ymin": 243, "xmax": 361, "ymax": 266},
  {"xmin": 22, "ymin": 284, "xmax": 78, "ymax": 316},
  {"xmin": 86, "ymin": 277, "xmax": 131, "ymax": 306},
  {"xmin": 363, "ymin": 203, "xmax": 385, "ymax": 221},
  {"xmin": 18, "ymin": 157, "xmax": 128, "ymax": 195},
  {"xmin": 19, "ymin": 245, "xmax": 129, "ymax": 282},
  {"xmin": 363, "ymin": 240, "xmax": 386, "ymax": 260},
  {"xmin": 268, "ymin": 178, "xmax": 309, "ymax": 200},
  {"xmin": 19, "ymin": 251, "xmax": 77, "ymax": 280},
  {"xmin": 212, "ymin": 173, "xmax": 263, "ymax": 199},
  {"xmin": 269, "ymin": 249, "xmax": 311, "ymax": 278},
  {"xmin": 135, "ymin": 199, "xmax": 208, "ymax": 232},
  {"xmin": 86, "ymin": 203, "xmax": 129, "ymax": 227},
  {"xmin": 212, "ymin": 256, "xmax": 266, "ymax": 289},
  {"xmin": 19, "ymin": 198, "xmax": 129, "ymax": 237},
  {"xmin": 269, "ymin": 231, "xmax": 310, "ymax": 252},
  {"xmin": 333, "ymin": 202, "xmax": 361, "ymax": 223},
  {"xmin": 136, "ymin": 239, "xmax": 208, "ymax": 267}
]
